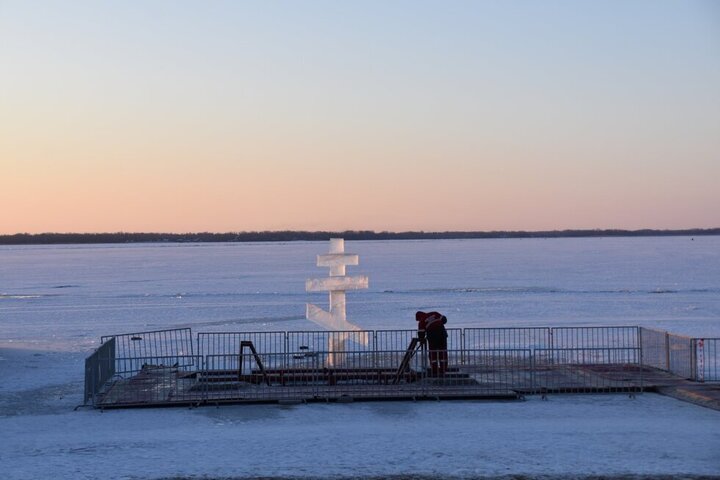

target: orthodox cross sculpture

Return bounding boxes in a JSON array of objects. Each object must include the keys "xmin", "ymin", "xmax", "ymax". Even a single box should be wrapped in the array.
[{"xmin": 305, "ymin": 238, "xmax": 369, "ymax": 363}]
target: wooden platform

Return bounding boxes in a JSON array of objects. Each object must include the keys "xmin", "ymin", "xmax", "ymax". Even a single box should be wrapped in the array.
[
  {"xmin": 98, "ymin": 366, "xmax": 519, "ymax": 408},
  {"xmin": 655, "ymin": 383, "xmax": 720, "ymax": 410},
  {"xmin": 92, "ymin": 363, "xmax": 720, "ymax": 410}
]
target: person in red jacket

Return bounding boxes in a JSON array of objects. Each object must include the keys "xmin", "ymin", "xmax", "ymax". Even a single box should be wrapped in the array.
[{"xmin": 415, "ymin": 311, "xmax": 448, "ymax": 376}]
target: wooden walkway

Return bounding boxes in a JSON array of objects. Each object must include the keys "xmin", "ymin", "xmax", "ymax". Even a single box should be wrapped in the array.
[{"xmin": 94, "ymin": 363, "xmax": 720, "ymax": 410}]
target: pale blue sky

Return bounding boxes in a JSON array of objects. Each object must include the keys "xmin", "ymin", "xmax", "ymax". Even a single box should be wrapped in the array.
[{"xmin": 1, "ymin": 1, "xmax": 718, "ymax": 232}]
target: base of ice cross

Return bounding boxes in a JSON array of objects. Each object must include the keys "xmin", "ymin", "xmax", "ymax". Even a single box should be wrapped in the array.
[{"xmin": 306, "ymin": 303, "xmax": 370, "ymax": 366}]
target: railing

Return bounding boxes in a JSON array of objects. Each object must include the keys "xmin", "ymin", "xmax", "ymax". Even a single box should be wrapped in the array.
[
  {"xmin": 375, "ymin": 329, "xmax": 415, "ymax": 352},
  {"xmin": 668, "ymin": 334, "xmax": 695, "ymax": 380},
  {"xmin": 101, "ymin": 327, "xmax": 194, "ymax": 362},
  {"xmin": 198, "ymin": 331, "xmax": 286, "ymax": 358},
  {"xmin": 458, "ymin": 348, "xmax": 534, "ymax": 395},
  {"xmin": 286, "ymin": 330, "xmax": 372, "ymax": 361},
  {"xmin": 464, "ymin": 327, "xmax": 551, "ymax": 350},
  {"xmin": 639, "ymin": 327, "xmax": 668, "ymax": 371},
  {"xmin": 194, "ymin": 327, "xmax": 643, "ymax": 356},
  {"xmin": 97, "ymin": 354, "xmax": 203, "ymax": 406},
  {"xmin": 84, "ymin": 337, "xmax": 116, "ymax": 404},
  {"xmin": 538, "ymin": 346, "xmax": 641, "ymax": 366},
  {"xmin": 639, "ymin": 328, "xmax": 701, "ymax": 380},
  {"xmin": 197, "ymin": 329, "xmax": 466, "ymax": 367},
  {"xmin": 533, "ymin": 347, "xmax": 642, "ymax": 393},
  {"xmin": 695, "ymin": 338, "xmax": 719, "ymax": 382},
  {"xmin": 95, "ymin": 348, "xmax": 535, "ymax": 407},
  {"xmin": 85, "ymin": 325, "xmax": 717, "ymax": 407},
  {"xmin": 551, "ymin": 326, "xmax": 638, "ymax": 349}
]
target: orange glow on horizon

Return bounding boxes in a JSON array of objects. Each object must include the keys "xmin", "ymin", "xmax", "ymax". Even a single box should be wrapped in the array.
[{"xmin": 1, "ymin": 2, "xmax": 718, "ymax": 234}]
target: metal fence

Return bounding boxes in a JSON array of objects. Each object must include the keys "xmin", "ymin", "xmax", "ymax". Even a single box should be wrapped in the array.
[
  {"xmin": 460, "ymin": 348, "xmax": 534, "ymax": 394},
  {"xmin": 639, "ymin": 327, "xmax": 699, "ymax": 380},
  {"xmin": 197, "ymin": 329, "xmax": 465, "ymax": 367},
  {"xmin": 696, "ymin": 338, "xmax": 719, "ymax": 382},
  {"xmin": 100, "ymin": 355, "xmax": 203, "ymax": 406},
  {"xmin": 668, "ymin": 333, "xmax": 696, "ymax": 380},
  {"xmin": 464, "ymin": 327, "xmax": 550, "ymax": 350},
  {"xmin": 533, "ymin": 346, "xmax": 642, "ymax": 394},
  {"xmin": 286, "ymin": 330, "xmax": 372, "ymax": 361},
  {"xmin": 639, "ymin": 327, "xmax": 668, "ymax": 371},
  {"xmin": 374, "ymin": 329, "xmax": 415, "ymax": 352},
  {"xmin": 84, "ymin": 337, "xmax": 116, "ymax": 404},
  {"xmin": 551, "ymin": 326, "xmax": 638, "ymax": 349},
  {"xmin": 101, "ymin": 327, "xmax": 194, "ymax": 362},
  {"xmin": 198, "ymin": 331, "xmax": 286, "ymax": 357},
  {"xmin": 86, "ymin": 325, "xmax": 718, "ymax": 408},
  {"xmin": 93, "ymin": 348, "xmax": 534, "ymax": 407},
  {"xmin": 84, "ymin": 326, "xmax": 635, "ymax": 408},
  {"xmin": 196, "ymin": 327, "xmax": 643, "ymax": 359}
]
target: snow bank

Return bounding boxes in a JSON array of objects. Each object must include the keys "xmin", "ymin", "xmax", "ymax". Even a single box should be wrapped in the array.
[{"xmin": 1, "ymin": 372, "xmax": 719, "ymax": 480}]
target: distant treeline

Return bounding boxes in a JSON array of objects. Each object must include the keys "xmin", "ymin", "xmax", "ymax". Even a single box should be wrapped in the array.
[{"xmin": 1, "ymin": 229, "xmax": 719, "ymax": 245}]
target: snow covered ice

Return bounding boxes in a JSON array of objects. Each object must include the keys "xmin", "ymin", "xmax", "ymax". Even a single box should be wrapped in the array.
[
  {"xmin": 1, "ymin": 394, "xmax": 718, "ymax": 479},
  {"xmin": 1, "ymin": 237, "xmax": 719, "ymax": 479}
]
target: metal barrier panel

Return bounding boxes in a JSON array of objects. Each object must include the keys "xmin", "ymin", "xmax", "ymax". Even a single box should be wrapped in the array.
[
  {"xmin": 446, "ymin": 348, "xmax": 533, "ymax": 396},
  {"xmin": 668, "ymin": 333, "xmax": 694, "ymax": 379},
  {"xmin": 375, "ymin": 329, "xmax": 462, "ymax": 368},
  {"xmin": 640, "ymin": 327, "xmax": 668, "ymax": 370},
  {"xmin": 533, "ymin": 347, "xmax": 642, "ymax": 393},
  {"xmin": 464, "ymin": 327, "xmax": 551, "ymax": 349},
  {"xmin": 197, "ymin": 331, "xmax": 287, "ymax": 357},
  {"xmin": 203, "ymin": 352, "xmax": 392, "ymax": 403},
  {"xmin": 446, "ymin": 328, "xmax": 462, "ymax": 351},
  {"xmin": 551, "ymin": 326, "xmax": 638, "ymax": 349},
  {"xmin": 84, "ymin": 337, "xmax": 116, "ymax": 405},
  {"xmin": 374, "ymin": 328, "xmax": 462, "ymax": 350},
  {"xmin": 375, "ymin": 330, "xmax": 415, "ymax": 351},
  {"xmin": 287, "ymin": 330, "xmax": 373, "ymax": 353},
  {"xmin": 89, "ymin": 325, "xmax": 720, "ymax": 408},
  {"xmin": 696, "ymin": 338, "xmax": 719, "ymax": 382},
  {"xmin": 202, "ymin": 353, "xmax": 313, "ymax": 403},
  {"xmin": 318, "ymin": 349, "xmax": 423, "ymax": 400},
  {"xmin": 100, "ymin": 355, "xmax": 203, "ymax": 406},
  {"xmin": 198, "ymin": 348, "xmax": 526, "ymax": 403},
  {"xmin": 545, "ymin": 347, "xmax": 640, "ymax": 365},
  {"xmin": 286, "ymin": 330, "xmax": 373, "ymax": 367},
  {"xmin": 640, "ymin": 328, "xmax": 698, "ymax": 379},
  {"xmin": 101, "ymin": 328, "xmax": 194, "ymax": 363}
]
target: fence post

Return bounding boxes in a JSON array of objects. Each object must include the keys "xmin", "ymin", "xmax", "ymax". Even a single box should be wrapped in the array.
[
  {"xmin": 698, "ymin": 339, "xmax": 705, "ymax": 383},
  {"xmin": 530, "ymin": 348, "xmax": 535, "ymax": 394},
  {"xmin": 548, "ymin": 328, "xmax": 554, "ymax": 365},
  {"xmin": 90, "ymin": 359, "xmax": 97, "ymax": 406},
  {"xmin": 639, "ymin": 345, "xmax": 644, "ymax": 394},
  {"xmin": 195, "ymin": 333, "xmax": 200, "ymax": 361},
  {"xmin": 690, "ymin": 339, "xmax": 697, "ymax": 381},
  {"xmin": 373, "ymin": 330, "xmax": 378, "ymax": 368},
  {"xmin": 205, "ymin": 355, "xmax": 211, "ymax": 403},
  {"xmin": 284, "ymin": 332, "xmax": 289, "ymax": 369},
  {"xmin": 665, "ymin": 332, "xmax": 671, "ymax": 371}
]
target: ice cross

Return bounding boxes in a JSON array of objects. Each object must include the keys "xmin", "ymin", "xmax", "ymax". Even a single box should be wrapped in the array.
[{"xmin": 305, "ymin": 238, "xmax": 369, "ymax": 354}]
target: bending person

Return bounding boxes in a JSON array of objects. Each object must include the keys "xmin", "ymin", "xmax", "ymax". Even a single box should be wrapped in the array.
[{"xmin": 415, "ymin": 311, "xmax": 448, "ymax": 376}]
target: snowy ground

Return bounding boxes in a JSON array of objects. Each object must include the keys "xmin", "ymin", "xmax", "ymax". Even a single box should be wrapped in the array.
[
  {"xmin": 1, "ymin": 347, "xmax": 719, "ymax": 480},
  {"xmin": 2, "ymin": 238, "xmax": 720, "ymax": 478}
]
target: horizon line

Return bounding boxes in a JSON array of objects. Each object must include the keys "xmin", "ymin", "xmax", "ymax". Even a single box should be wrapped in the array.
[{"xmin": 1, "ymin": 228, "xmax": 719, "ymax": 245}]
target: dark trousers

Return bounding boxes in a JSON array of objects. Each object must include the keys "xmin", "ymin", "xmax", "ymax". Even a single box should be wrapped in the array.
[{"xmin": 427, "ymin": 328, "xmax": 448, "ymax": 376}]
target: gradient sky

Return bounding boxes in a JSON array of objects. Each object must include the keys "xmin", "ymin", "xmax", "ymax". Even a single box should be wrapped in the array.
[{"xmin": 1, "ymin": 1, "xmax": 719, "ymax": 234}]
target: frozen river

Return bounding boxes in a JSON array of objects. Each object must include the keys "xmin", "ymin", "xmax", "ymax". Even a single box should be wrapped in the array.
[{"xmin": 1, "ymin": 237, "xmax": 719, "ymax": 479}]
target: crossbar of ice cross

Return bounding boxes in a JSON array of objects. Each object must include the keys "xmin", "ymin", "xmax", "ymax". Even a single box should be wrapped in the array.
[
  {"xmin": 305, "ymin": 276, "xmax": 369, "ymax": 292},
  {"xmin": 317, "ymin": 253, "xmax": 359, "ymax": 269}
]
